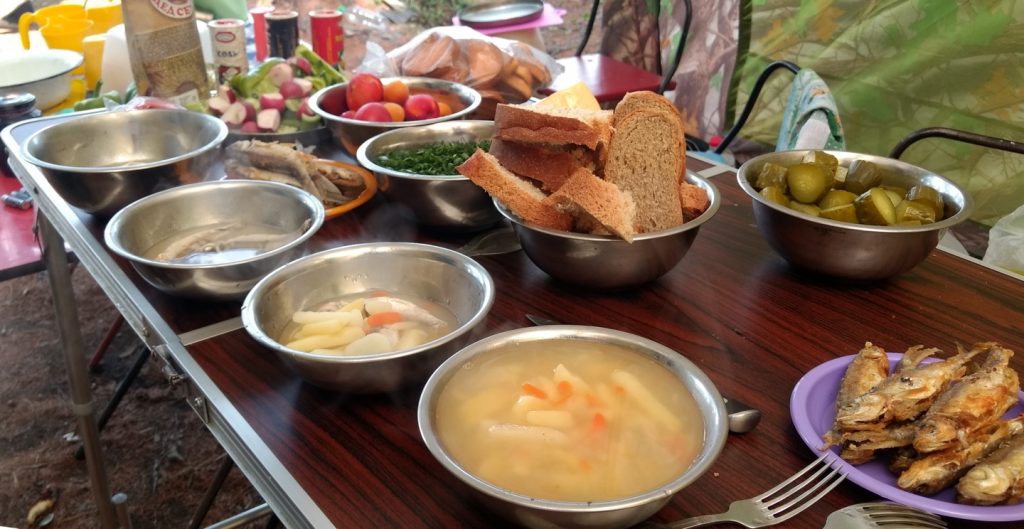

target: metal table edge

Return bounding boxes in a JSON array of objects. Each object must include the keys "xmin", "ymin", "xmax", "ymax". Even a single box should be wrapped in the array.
[{"xmin": 2, "ymin": 116, "xmax": 335, "ymax": 529}]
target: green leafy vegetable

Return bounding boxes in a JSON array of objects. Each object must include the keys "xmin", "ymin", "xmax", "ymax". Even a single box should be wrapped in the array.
[{"xmin": 375, "ymin": 141, "xmax": 491, "ymax": 176}]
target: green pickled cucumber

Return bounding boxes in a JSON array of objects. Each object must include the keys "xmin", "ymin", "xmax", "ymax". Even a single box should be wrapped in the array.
[
  {"xmin": 787, "ymin": 163, "xmax": 830, "ymax": 204},
  {"xmin": 855, "ymin": 187, "xmax": 897, "ymax": 226},
  {"xmin": 755, "ymin": 162, "xmax": 789, "ymax": 192},
  {"xmin": 789, "ymin": 202, "xmax": 821, "ymax": 217},
  {"xmin": 844, "ymin": 160, "xmax": 882, "ymax": 195},
  {"xmin": 884, "ymin": 188, "xmax": 905, "ymax": 209},
  {"xmin": 907, "ymin": 185, "xmax": 945, "ymax": 220},
  {"xmin": 760, "ymin": 186, "xmax": 790, "ymax": 207},
  {"xmin": 802, "ymin": 150, "xmax": 839, "ymax": 180},
  {"xmin": 818, "ymin": 189, "xmax": 858, "ymax": 210},
  {"xmin": 820, "ymin": 204, "xmax": 858, "ymax": 223},
  {"xmin": 896, "ymin": 199, "xmax": 937, "ymax": 224}
]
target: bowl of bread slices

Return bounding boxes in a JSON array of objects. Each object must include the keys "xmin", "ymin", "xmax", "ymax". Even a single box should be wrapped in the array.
[{"xmin": 457, "ymin": 87, "xmax": 719, "ymax": 289}]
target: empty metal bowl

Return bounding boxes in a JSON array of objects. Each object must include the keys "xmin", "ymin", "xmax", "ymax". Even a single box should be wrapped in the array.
[
  {"xmin": 21, "ymin": 109, "xmax": 228, "ymax": 216},
  {"xmin": 241, "ymin": 243, "xmax": 495, "ymax": 393},
  {"xmin": 104, "ymin": 180, "xmax": 324, "ymax": 300},
  {"xmin": 308, "ymin": 76, "xmax": 482, "ymax": 156},
  {"xmin": 497, "ymin": 172, "xmax": 721, "ymax": 289},
  {"xmin": 737, "ymin": 150, "xmax": 972, "ymax": 280},
  {"xmin": 418, "ymin": 325, "xmax": 728, "ymax": 529},
  {"xmin": 355, "ymin": 120, "xmax": 500, "ymax": 231}
]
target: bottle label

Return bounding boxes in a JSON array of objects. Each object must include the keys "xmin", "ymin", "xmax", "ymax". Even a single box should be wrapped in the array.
[{"xmin": 150, "ymin": 0, "xmax": 193, "ymax": 19}]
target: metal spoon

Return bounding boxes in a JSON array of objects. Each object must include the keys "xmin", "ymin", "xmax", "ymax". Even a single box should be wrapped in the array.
[
  {"xmin": 455, "ymin": 223, "xmax": 521, "ymax": 257},
  {"xmin": 525, "ymin": 314, "xmax": 762, "ymax": 434}
]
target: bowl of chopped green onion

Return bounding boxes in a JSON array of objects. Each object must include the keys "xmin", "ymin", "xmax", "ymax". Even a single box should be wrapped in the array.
[{"xmin": 356, "ymin": 120, "xmax": 501, "ymax": 231}]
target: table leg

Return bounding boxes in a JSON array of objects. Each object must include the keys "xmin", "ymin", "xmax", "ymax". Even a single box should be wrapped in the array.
[{"xmin": 37, "ymin": 213, "xmax": 119, "ymax": 529}]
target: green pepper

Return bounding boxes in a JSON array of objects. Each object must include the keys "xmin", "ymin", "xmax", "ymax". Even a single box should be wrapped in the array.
[
  {"xmin": 73, "ymin": 90, "xmax": 122, "ymax": 111},
  {"xmin": 230, "ymin": 58, "xmax": 285, "ymax": 99},
  {"xmin": 295, "ymin": 44, "xmax": 345, "ymax": 85}
]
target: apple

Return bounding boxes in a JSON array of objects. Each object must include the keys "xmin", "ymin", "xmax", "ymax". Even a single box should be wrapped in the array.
[
  {"xmin": 345, "ymin": 73, "xmax": 384, "ymax": 112},
  {"xmin": 353, "ymin": 102, "xmax": 392, "ymax": 122},
  {"xmin": 403, "ymin": 94, "xmax": 439, "ymax": 121}
]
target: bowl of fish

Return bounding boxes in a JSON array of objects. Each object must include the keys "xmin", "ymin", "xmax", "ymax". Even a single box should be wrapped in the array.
[
  {"xmin": 418, "ymin": 325, "xmax": 729, "ymax": 529},
  {"xmin": 737, "ymin": 150, "xmax": 972, "ymax": 280},
  {"xmin": 104, "ymin": 180, "xmax": 324, "ymax": 300},
  {"xmin": 241, "ymin": 242, "xmax": 495, "ymax": 393},
  {"xmin": 355, "ymin": 120, "xmax": 500, "ymax": 231},
  {"xmin": 21, "ymin": 109, "xmax": 228, "ymax": 217}
]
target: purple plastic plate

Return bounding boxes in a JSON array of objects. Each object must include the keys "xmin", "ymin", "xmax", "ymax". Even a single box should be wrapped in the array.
[{"xmin": 790, "ymin": 352, "xmax": 1024, "ymax": 521}]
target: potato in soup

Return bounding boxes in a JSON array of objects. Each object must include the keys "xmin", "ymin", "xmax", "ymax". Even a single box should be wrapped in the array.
[{"xmin": 434, "ymin": 340, "xmax": 704, "ymax": 502}]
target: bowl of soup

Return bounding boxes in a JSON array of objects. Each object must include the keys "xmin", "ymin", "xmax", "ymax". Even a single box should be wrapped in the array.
[
  {"xmin": 418, "ymin": 326, "xmax": 729, "ymax": 529},
  {"xmin": 241, "ymin": 242, "xmax": 495, "ymax": 392}
]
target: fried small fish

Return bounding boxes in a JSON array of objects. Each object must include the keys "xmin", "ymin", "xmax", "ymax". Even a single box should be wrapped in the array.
[
  {"xmin": 957, "ymin": 432, "xmax": 1024, "ymax": 505},
  {"xmin": 835, "ymin": 345, "xmax": 982, "ymax": 432},
  {"xmin": 823, "ymin": 343, "xmax": 890, "ymax": 452},
  {"xmin": 914, "ymin": 343, "xmax": 1019, "ymax": 453},
  {"xmin": 898, "ymin": 415, "xmax": 1024, "ymax": 495}
]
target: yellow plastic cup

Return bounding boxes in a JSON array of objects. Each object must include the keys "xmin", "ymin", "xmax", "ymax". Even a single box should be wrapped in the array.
[
  {"xmin": 86, "ymin": 1, "xmax": 123, "ymax": 36},
  {"xmin": 40, "ymin": 17, "xmax": 95, "ymax": 52},
  {"xmin": 82, "ymin": 34, "xmax": 106, "ymax": 90},
  {"xmin": 18, "ymin": 4, "xmax": 86, "ymax": 49}
]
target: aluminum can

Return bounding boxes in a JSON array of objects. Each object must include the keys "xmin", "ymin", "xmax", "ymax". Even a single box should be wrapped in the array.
[
  {"xmin": 266, "ymin": 10, "xmax": 299, "ymax": 59},
  {"xmin": 309, "ymin": 10, "xmax": 343, "ymax": 66},
  {"xmin": 250, "ymin": 6, "xmax": 274, "ymax": 62},
  {"xmin": 209, "ymin": 19, "xmax": 248, "ymax": 84}
]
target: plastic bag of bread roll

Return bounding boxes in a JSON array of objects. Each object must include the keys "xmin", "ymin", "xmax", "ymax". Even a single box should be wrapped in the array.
[{"xmin": 356, "ymin": 26, "xmax": 562, "ymax": 118}]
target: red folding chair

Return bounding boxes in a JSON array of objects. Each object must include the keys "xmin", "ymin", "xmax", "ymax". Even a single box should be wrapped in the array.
[{"xmin": 539, "ymin": 0, "xmax": 691, "ymax": 104}]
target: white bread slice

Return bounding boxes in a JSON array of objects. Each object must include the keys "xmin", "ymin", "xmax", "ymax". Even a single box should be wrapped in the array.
[
  {"xmin": 493, "ymin": 103, "xmax": 613, "ymax": 150},
  {"xmin": 603, "ymin": 108, "xmax": 685, "ymax": 232},
  {"xmin": 549, "ymin": 168, "xmax": 636, "ymax": 242},
  {"xmin": 457, "ymin": 149, "xmax": 573, "ymax": 231},
  {"xmin": 488, "ymin": 139, "xmax": 597, "ymax": 193}
]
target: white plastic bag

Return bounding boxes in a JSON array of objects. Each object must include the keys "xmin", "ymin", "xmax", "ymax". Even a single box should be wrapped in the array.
[
  {"xmin": 983, "ymin": 203, "xmax": 1024, "ymax": 275},
  {"xmin": 355, "ymin": 26, "xmax": 563, "ymax": 117}
]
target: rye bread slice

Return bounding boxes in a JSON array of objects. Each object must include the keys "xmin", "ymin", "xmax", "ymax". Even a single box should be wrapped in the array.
[
  {"xmin": 457, "ymin": 149, "xmax": 572, "ymax": 231},
  {"xmin": 549, "ymin": 168, "xmax": 636, "ymax": 242},
  {"xmin": 493, "ymin": 104, "xmax": 613, "ymax": 150},
  {"xmin": 489, "ymin": 139, "xmax": 598, "ymax": 193},
  {"xmin": 603, "ymin": 108, "xmax": 685, "ymax": 232}
]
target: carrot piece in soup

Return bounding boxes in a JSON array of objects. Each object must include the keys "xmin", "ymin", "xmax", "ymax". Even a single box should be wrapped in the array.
[
  {"xmin": 522, "ymin": 383, "xmax": 548, "ymax": 399},
  {"xmin": 366, "ymin": 311, "xmax": 403, "ymax": 327},
  {"xmin": 591, "ymin": 412, "xmax": 606, "ymax": 433}
]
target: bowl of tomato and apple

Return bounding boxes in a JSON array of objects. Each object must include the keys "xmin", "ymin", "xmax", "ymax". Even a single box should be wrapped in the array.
[{"xmin": 308, "ymin": 74, "xmax": 482, "ymax": 155}]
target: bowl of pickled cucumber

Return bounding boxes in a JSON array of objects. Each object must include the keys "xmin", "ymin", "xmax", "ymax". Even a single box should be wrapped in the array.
[{"xmin": 737, "ymin": 150, "xmax": 972, "ymax": 280}]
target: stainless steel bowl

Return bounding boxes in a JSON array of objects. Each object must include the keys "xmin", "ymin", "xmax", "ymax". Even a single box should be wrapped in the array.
[
  {"xmin": 308, "ymin": 76, "xmax": 482, "ymax": 156},
  {"xmin": 104, "ymin": 180, "xmax": 324, "ymax": 300},
  {"xmin": 737, "ymin": 150, "xmax": 972, "ymax": 280},
  {"xmin": 21, "ymin": 109, "xmax": 228, "ymax": 217},
  {"xmin": 241, "ymin": 243, "xmax": 495, "ymax": 393},
  {"xmin": 418, "ymin": 325, "xmax": 729, "ymax": 529},
  {"xmin": 355, "ymin": 120, "xmax": 500, "ymax": 231},
  {"xmin": 497, "ymin": 172, "xmax": 721, "ymax": 289}
]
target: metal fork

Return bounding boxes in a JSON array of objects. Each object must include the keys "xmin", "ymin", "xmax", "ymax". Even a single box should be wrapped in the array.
[
  {"xmin": 823, "ymin": 502, "xmax": 947, "ymax": 529},
  {"xmin": 645, "ymin": 454, "xmax": 847, "ymax": 529}
]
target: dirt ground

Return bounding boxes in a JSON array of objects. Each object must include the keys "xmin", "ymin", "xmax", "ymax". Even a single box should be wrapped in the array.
[{"xmin": 0, "ymin": 3, "xmax": 594, "ymax": 528}]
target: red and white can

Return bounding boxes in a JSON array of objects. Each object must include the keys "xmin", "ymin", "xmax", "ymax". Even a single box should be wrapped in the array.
[
  {"xmin": 309, "ymin": 9, "xmax": 343, "ymax": 66},
  {"xmin": 209, "ymin": 18, "xmax": 248, "ymax": 84}
]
